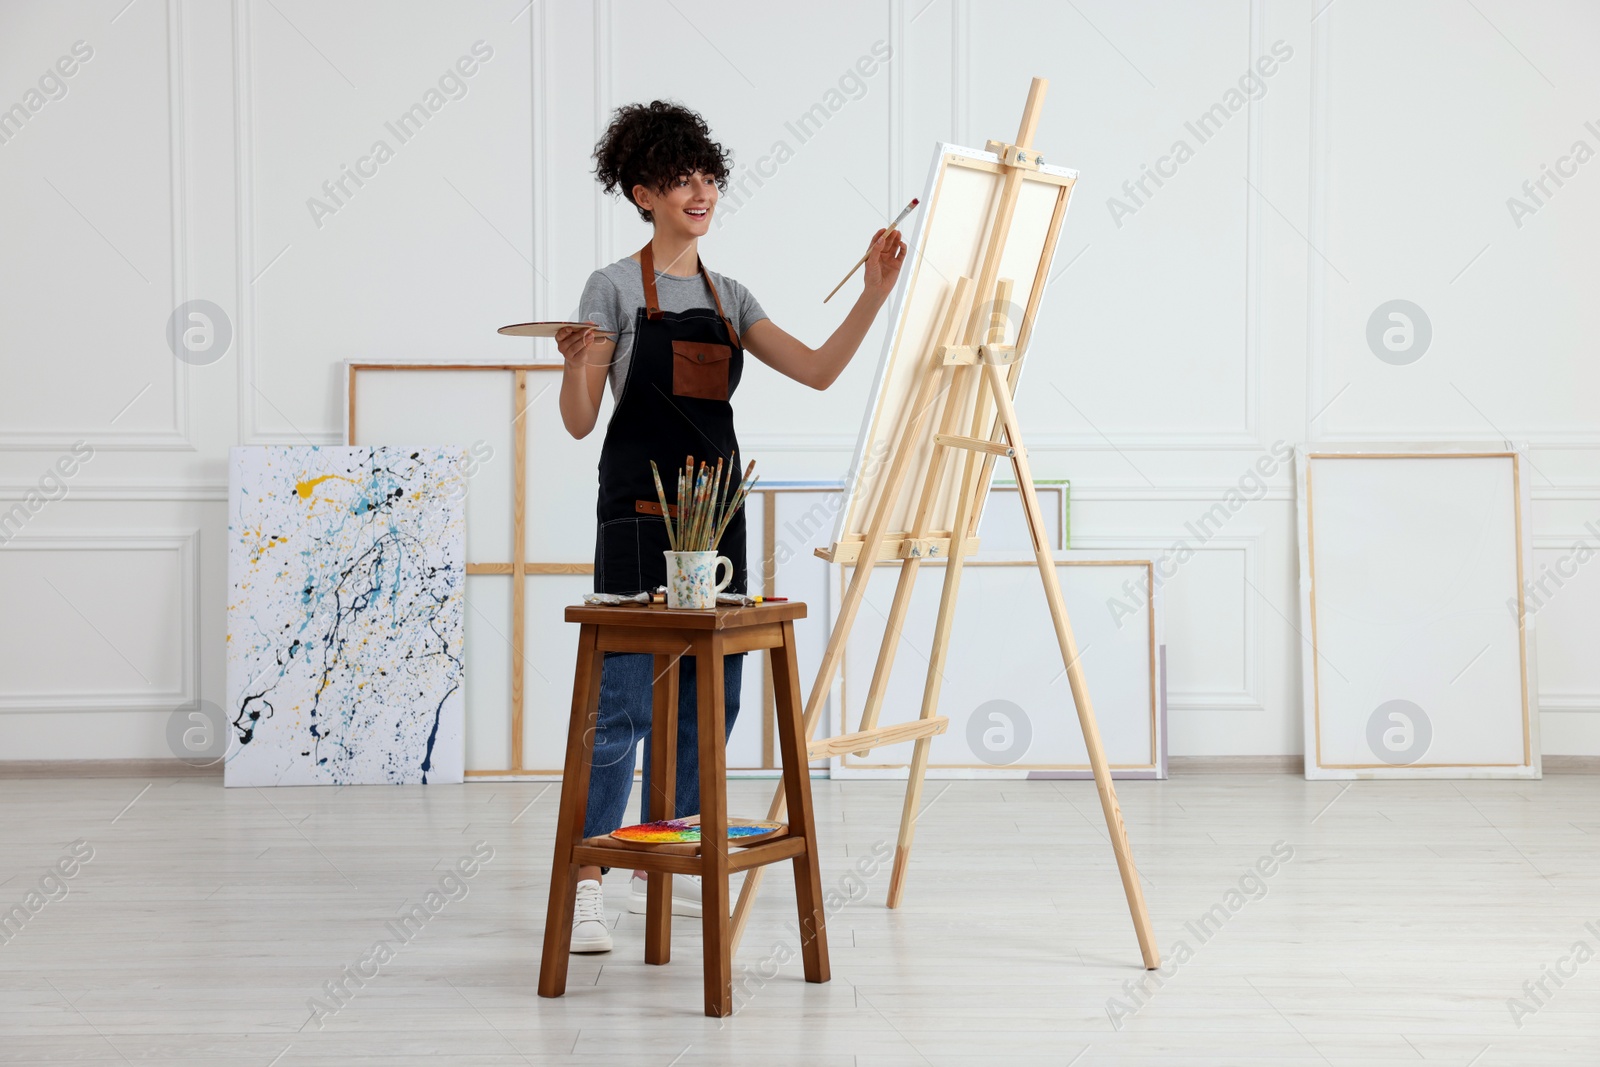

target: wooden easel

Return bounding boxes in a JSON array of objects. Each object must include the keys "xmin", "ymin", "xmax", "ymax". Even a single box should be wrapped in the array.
[{"xmin": 730, "ymin": 78, "xmax": 1160, "ymax": 971}]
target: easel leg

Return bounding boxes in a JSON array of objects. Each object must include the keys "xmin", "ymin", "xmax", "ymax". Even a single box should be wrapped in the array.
[
  {"xmin": 853, "ymin": 557, "xmax": 921, "ymax": 756},
  {"xmin": 854, "ymin": 320, "xmax": 981, "ymax": 756},
  {"xmin": 729, "ymin": 275, "xmax": 980, "ymax": 956},
  {"xmin": 881, "ymin": 281, "xmax": 1019, "ymax": 904},
  {"xmin": 883, "ymin": 430, "xmax": 983, "ymax": 907},
  {"xmin": 984, "ymin": 360, "xmax": 1161, "ymax": 970},
  {"xmin": 887, "ymin": 732, "xmax": 934, "ymax": 908}
]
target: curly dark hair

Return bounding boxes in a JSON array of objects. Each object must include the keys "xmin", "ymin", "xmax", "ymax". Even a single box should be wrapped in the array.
[{"xmin": 593, "ymin": 100, "xmax": 732, "ymax": 223}]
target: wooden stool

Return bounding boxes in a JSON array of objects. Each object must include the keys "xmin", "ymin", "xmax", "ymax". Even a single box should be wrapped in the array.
[{"xmin": 536, "ymin": 601, "xmax": 830, "ymax": 1017}]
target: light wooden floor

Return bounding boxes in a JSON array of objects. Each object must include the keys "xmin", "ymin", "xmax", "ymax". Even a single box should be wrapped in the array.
[{"xmin": 1, "ymin": 773, "xmax": 1597, "ymax": 1064}]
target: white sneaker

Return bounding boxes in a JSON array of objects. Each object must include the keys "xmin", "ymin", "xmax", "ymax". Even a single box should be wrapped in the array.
[
  {"xmin": 570, "ymin": 879, "xmax": 613, "ymax": 953},
  {"xmin": 628, "ymin": 873, "xmax": 702, "ymax": 917}
]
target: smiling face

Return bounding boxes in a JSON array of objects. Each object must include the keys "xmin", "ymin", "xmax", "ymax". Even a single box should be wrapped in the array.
[{"xmin": 632, "ymin": 171, "xmax": 718, "ymax": 240}]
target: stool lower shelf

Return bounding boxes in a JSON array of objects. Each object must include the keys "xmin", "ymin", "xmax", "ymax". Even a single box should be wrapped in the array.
[{"xmin": 573, "ymin": 828, "xmax": 805, "ymax": 875}]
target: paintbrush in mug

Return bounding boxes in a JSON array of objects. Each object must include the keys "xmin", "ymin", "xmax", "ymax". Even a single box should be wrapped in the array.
[
  {"xmin": 659, "ymin": 456, "xmax": 756, "ymax": 552},
  {"xmin": 824, "ymin": 196, "xmax": 919, "ymax": 303},
  {"xmin": 711, "ymin": 459, "xmax": 759, "ymax": 548},
  {"xmin": 704, "ymin": 456, "xmax": 742, "ymax": 549},
  {"xmin": 650, "ymin": 461, "xmax": 677, "ymax": 551}
]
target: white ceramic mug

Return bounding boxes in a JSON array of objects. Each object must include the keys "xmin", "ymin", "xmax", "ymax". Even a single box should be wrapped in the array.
[{"xmin": 664, "ymin": 550, "xmax": 733, "ymax": 609}]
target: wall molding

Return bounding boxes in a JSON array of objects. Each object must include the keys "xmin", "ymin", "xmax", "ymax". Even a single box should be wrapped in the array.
[
  {"xmin": 233, "ymin": 0, "xmax": 272, "ymax": 445},
  {"xmin": 30, "ymin": 471, "xmax": 1600, "ymax": 506},
  {"xmin": 1, "ymin": 752, "xmax": 1585, "ymax": 776},
  {"xmin": 1316, "ymin": 432, "xmax": 1600, "ymax": 450},
  {"xmin": 1169, "ymin": 754, "xmax": 1300, "ymax": 774},
  {"xmin": 234, "ymin": 0, "xmax": 344, "ymax": 446},
  {"xmin": 1545, "ymin": 755, "xmax": 1600, "ymax": 773},
  {"xmin": 887, "ymin": 0, "xmax": 903, "ymax": 217},
  {"xmin": 0, "ymin": 758, "xmax": 220, "ymax": 778},
  {"xmin": 1538, "ymin": 695, "xmax": 1600, "ymax": 714},
  {"xmin": 1001, "ymin": 0, "xmax": 1264, "ymax": 453},
  {"xmin": 1241, "ymin": 0, "xmax": 1265, "ymax": 449},
  {"xmin": 729, "ymin": 434, "xmax": 1291, "ymax": 454},
  {"xmin": 1528, "ymin": 531, "xmax": 1600, "ymax": 713},
  {"xmin": 1073, "ymin": 530, "xmax": 1265, "ymax": 712},
  {"xmin": 0, "ymin": 481, "xmax": 227, "ymax": 502},
  {"xmin": 1305, "ymin": 0, "xmax": 1332, "ymax": 445},
  {"xmin": 530, "ymin": 0, "xmax": 548, "ymax": 322},
  {"xmin": 1304, "ymin": 7, "xmax": 1600, "ymax": 451},
  {"xmin": 1071, "ymin": 485, "xmax": 1293, "ymax": 501},
  {"xmin": 1021, "ymin": 432, "xmax": 1267, "ymax": 451},
  {"xmin": 0, "ymin": 528, "xmax": 199, "ymax": 713},
  {"xmin": 4, "ymin": 0, "xmax": 194, "ymax": 452},
  {"xmin": 1531, "ymin": 530, "xmax": 1600, "ymax": 552},
  {"xmin": 592, "ymin": 0, "xmax": 613, "ymax": 269},
  {"xmin": 952, "ymin": 0, "xmax": 968, "ymax": 147},
  {"xmin": 1530, "ymin": 485, "xmax": 1600, "ymax": 501}
]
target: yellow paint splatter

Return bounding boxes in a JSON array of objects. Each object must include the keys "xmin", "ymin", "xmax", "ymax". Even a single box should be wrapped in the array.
[{"xmin": 296, "ymin": 474, "xmax": 355, "ymax": 500}]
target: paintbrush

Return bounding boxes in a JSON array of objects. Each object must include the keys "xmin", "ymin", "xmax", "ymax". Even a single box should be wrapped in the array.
[
  {"xmin": 710, "ymin": 459, "xmax": 759, "ymax": 549},
  {"xmin": 689, "ymin": 463, "xmax": 710, "ymax": 550},
  {"xmin": 650, "ymin": 461, "xmax": 677, "ymax": 550},
  {"xmin": 709, "ymin": 457, "xmax": 726, "ymax": 550},
  {"xmin": 682, "ymin": 455, "xmax": 693, "ymax": 547},
  {"xmin": 823, "ymin": 196, "xmax": 919, "ymax": 303}
]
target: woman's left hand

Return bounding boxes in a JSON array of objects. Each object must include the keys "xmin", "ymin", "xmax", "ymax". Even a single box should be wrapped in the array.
[{"xmin": 862, "ymin": 226, "xmax": 907, "ymax": 300}]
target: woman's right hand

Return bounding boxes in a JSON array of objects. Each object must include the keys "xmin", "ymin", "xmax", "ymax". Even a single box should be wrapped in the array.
[
  {"xmin": 556, "ymin": 324, "xmax": 601, "ymax": 365},
  {"xmin": 556, "ymin": 324, "xmax": 612, "ymax": 439}
]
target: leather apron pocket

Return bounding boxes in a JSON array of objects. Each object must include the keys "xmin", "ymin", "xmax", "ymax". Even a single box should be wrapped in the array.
[
  {"xmin": 595, "ymin": 515, "xmax": 672, "ymax": 595},
  {"xmin": 671, "ymin": 340, "xmax": 732, "ymax": 401}
]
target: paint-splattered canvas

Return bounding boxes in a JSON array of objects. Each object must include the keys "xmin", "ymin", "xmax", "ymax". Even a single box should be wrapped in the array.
[{"xmin": 226, "ymin": 446, "xmax": 466, "ymax": 786}]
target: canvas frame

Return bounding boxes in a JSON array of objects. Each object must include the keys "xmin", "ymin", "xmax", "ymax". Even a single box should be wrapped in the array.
[
  {"xmin": 830, "ymin": 555, "xmax": 1167, "ymax": 779},
  {"xmin": 1295, "ymin": 442, "xmax": 1540, "ymax": 780}
]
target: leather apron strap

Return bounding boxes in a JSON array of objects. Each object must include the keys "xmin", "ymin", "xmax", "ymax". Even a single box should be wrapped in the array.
[{"xmin": 638, "ymin": 242, "xmax": 742, "ymax": 350}]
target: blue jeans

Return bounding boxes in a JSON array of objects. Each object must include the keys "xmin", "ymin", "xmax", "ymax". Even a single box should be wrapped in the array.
[{"xmin": 582, "ymin": 651, "xmax": 745, "ymax": 841}]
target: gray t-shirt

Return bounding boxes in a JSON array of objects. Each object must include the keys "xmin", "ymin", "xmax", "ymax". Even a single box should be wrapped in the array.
[{"xmin": 577, "ymin": 256, "xmax": 767, "ymax": 401}]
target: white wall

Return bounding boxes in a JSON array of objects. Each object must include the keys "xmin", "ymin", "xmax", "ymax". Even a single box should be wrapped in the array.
[{"xmin": 2, "ymin": 0, "xmax": 1596, "ymax": 760}]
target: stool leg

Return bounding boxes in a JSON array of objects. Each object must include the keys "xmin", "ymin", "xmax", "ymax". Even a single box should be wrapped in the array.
[
  {"xmin": 771, "ymin": 620, "xmax": 829, "ymax": 983},
  {"xmin": 645, "ymin": 652, "xmax": 681, "ymax": 966},
  {"xmin": 538, "ymin": 624, "xmax": 604, "ymax": 998},
  {"xmin": 695, "ymin": 635, "xmax": 733, "ymax": 1017}
]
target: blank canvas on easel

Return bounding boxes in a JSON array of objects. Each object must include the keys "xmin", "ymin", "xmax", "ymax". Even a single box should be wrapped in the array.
[{"xmin": 828, "ymin": 144, "xmax": 1076, "ymax": 560}]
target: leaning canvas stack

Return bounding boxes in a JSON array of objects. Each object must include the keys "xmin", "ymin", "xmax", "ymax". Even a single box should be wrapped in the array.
[{"xmin": 225, "ymin": 445, "xmax": 468, "ymax": 786}]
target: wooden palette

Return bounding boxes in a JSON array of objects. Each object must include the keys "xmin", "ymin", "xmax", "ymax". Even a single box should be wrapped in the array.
[{"xmin": 497, "ymin": 321, "xmax": 615, "ymax": 338}]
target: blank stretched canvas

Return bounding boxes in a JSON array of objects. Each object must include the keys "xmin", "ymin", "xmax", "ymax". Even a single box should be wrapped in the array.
[
  {"xmin": 1296, "ymin": 445, "xmax": 1538, "ymax": 779},
  {"xmin": 828, "ymin": 143, "xmax": 1076, "ymax": 557}
]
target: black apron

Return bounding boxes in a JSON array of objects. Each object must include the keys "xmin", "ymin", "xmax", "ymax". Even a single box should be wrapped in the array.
[{"xmin": 594, "ymin": 242, "xmax": 747, "ymax": 596}]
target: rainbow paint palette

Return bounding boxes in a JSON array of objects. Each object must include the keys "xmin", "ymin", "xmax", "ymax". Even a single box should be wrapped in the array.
[{"xmin": 611, "ymin": 818, "xmax": 784, "ymax": 845}]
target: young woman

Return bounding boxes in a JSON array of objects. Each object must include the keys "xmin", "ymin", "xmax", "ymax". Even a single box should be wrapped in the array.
[{"xmin": 556, "ymin": 100, "xmax": 904, "ymax": 952}]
